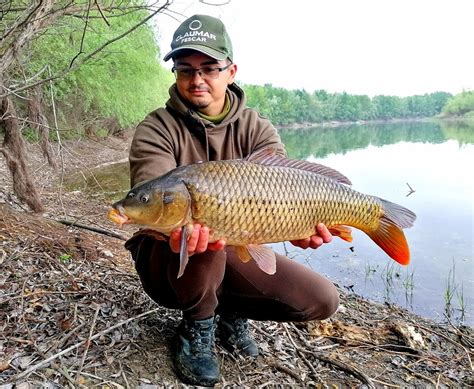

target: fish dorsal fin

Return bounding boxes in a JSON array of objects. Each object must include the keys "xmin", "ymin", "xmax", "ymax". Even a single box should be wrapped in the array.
[{"xmin": 246, "ymin": 147, "xmax": 351, "ymax": 185}]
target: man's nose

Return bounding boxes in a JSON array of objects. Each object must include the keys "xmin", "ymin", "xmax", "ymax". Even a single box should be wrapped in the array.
[{"xmin": 192, "ymin": 70, "xmax": 204, "ymax": 79}]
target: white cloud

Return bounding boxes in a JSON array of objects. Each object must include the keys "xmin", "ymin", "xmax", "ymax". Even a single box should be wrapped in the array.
[{"xmin": 153, "ymin": 0, "xmax": 474, "ymax": 96}]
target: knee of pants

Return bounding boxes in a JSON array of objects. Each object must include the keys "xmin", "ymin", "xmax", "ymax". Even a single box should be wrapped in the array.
[{"xmin": 303, "ymin": 283, "xmax": 340, "ymax": 321}]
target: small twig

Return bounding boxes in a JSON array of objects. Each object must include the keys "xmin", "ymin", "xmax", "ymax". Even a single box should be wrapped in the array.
[
  {"xmin": 94, "ymin": 0, "xmax": 110, "ymax": 26},
  {"xmin": 371, "ymin": 378, "xmax": 401, "ymax": 388},
  {"xmin": 402, "ymin": 364, "xmax": 438, "ymax": 386},
  {"xmin": 308, "ymin": 350, "xmax": 376, "ymax": 389},
  {"xmin": 69, "ymin": 0, "xmax": 91, "ymax": 68},
  {"xmin": 266, "ymin": 360, "xmax": 304, "ymax": 383},
  {"xmin": 282, "ymin": 324, "xmax": 322, "ymax": 384},
  {"xmin": 47, "ymin": 323, "xmax": 86, "ymax": 354},
  {"xmin": 287, "ymin": 323, "xmax": 375, "ymax": 388},
  {"xmin": 119, "ymin": 361, "xmax": 130, "ymax": 389},
  {"xmin": 9, "ymin": 307, "xmax": 160, "ymax": 383},
  {"xmin": 76, "ymin": 304, "xmax": 100, "ymax": 380}
]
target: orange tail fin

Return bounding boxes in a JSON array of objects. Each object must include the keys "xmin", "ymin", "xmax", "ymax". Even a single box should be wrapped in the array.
[
  {"xmin": 363, "ymin": 198, "xmax": 416, "ymax": 265},
  {"xmin": 366, "ymin": 218, "xmax": 410, "ymax": 265}
]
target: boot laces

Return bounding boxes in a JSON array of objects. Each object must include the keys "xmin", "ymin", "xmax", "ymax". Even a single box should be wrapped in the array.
[{"xmin": 188, "ymin": 324, "xmax": 215, "ymax": 356}]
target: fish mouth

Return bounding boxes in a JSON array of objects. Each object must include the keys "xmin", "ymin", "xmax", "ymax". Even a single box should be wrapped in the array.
[{"xmin": 107, "ymin": 206, "xmax": 129, "ymax": 227}]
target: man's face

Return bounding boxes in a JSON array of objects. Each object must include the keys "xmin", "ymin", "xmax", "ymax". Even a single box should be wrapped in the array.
[{"xmin": 173, "ymin": 52, "xmax": 237, "ymax": 116}]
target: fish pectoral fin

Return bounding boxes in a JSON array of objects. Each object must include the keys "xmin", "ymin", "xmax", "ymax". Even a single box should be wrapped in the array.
[
  {"xmin": 247, "ymin": 244, "xmax": 276, "ymax": 275},
  {"xmin": 234, "ymin": 245, "xmax": 252, "ymax": 263},
  {"xmin": 177, "ymin": 225, "xmax": 190, "ymax": 278},
  {"xmin": 328, "ymin": 225, "xmax": 353, "ymax": 242}
]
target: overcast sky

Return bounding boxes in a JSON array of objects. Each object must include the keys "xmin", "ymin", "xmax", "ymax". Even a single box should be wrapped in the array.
[{"xmin": 153, "ymin": 0, "xmax": 473, "ymax": 97}]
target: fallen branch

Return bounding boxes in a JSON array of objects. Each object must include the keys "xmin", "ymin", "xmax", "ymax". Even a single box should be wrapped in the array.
[{"xmin": 56, "ymin": 219, "xmax": 128, "ymax": 241}]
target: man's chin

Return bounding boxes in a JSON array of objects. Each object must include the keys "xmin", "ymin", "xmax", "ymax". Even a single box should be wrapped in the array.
[{"xmin": 189, "ymin": 100, "xmax": 210, "ymax": 110}]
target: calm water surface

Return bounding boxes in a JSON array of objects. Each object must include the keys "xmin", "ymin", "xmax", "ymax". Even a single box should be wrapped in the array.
[
  {"xmin": 70, "ymin": 120, "xmax": 473, "ymax": 325},
  {"xmin": 277, "ymin": 121, "xmax": 473, "ymax": 325}
]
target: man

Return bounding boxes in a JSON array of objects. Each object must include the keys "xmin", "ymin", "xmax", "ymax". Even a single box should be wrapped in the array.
[{"xmin": 125, "ymin": 14, "xmax": 339, "ymax": 386}]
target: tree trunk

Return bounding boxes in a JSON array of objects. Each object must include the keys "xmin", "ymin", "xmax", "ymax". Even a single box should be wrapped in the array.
[{"xmin": 1, "ymin": 88, "xmax": 45, "ymax": 213}]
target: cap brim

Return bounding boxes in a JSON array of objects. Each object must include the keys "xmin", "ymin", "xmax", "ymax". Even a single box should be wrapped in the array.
[{"xmin": 163, "ymin": 45, "xmax": 228, "ymax": 62}]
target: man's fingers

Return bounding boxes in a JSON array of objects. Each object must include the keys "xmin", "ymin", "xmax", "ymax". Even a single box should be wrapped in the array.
[
  {"xmin": 316, "ymin": 223, "xmax": 333, "ymax": 243},
  {"xmin": 170, "ymin": 224, "xmax": 224, "ymax": 255},
  {"xmin": 186, "ymin": 224, "xmax": 201, "ymax": 253},
  {"xmin": 309, "ymin": 235, "xmax": 324, "ymax": 249},
  {"xmin": 208, "ymin": 239, "xmax": 226, "ymax": 251},
  {"xmin": 291, "ymin": 238, "xmax": 310, "ymax": 249},
  {"xmin": 194, "ymin": 225, "xmax": 209, "ymax": 253},
  {"xmin": 169, "ymin": 229, "xmax": 181, "ymax": 253}
]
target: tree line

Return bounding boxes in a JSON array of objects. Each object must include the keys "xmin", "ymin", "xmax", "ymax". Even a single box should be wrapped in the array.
[{"xmin": 242, "ymin": 84, "xmax": 453, "ymax": 126}]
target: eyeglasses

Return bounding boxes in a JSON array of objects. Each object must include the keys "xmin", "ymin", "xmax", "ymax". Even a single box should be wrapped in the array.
[{"xmin": 171, "ymin": 63, "xmax": 232, "ymax": 80}]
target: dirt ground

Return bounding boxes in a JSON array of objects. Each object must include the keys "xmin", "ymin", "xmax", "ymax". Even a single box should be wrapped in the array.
[{"xmin": 1, "ymin": 134, "xmax": 473, "ymax": 388}]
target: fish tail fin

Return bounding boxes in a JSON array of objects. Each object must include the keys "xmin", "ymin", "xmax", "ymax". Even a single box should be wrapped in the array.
[{"xmin": 364, "ymin": 199, "xmax": 416, "ymax": 266}]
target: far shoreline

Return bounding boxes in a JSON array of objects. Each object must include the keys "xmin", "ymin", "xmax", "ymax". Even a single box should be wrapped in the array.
[{"xmin": 275, "ymin": 115, "xmax": 471, "ymax": 130}]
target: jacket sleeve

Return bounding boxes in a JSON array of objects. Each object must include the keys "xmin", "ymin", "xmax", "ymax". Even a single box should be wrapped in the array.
[{"xmin": 129, "ymin": 112, "xmax": 177, "ymax": 188}]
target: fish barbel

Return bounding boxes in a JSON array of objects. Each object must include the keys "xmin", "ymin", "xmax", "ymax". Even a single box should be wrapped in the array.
[{"xmin": 108, "ymin": 149, "xmax": 416, "ymax": 277}]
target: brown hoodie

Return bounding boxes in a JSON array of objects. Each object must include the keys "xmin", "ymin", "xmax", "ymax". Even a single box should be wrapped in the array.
[{"xmin": 129, "ymin": 83, "xmax": 285, "ymax": 187}]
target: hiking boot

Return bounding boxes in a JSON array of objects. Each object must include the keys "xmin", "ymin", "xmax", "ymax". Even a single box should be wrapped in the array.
[
  {"xmin": 173, "ymin": 317, "xmax": 220, "ymax": 386},
  {"xmin": 218, "ymin": 315, "xmax": 259, "ymax": 357}
]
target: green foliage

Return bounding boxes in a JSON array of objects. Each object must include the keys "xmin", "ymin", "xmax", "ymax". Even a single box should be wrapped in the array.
[
  {"xmin": 242, "ymin": 83, "xmax": 452, "ymax": 126},
  {"xmin": 442, "ymin": 90, "xmax": 474, "ymax": 117},
  {"xmin": 27, "ymin": 3, "xmax": 173, "ymax": 131}
]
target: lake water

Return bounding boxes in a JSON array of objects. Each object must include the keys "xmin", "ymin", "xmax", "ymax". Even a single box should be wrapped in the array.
[
  {"xmin": 72, "ymin": 120, "xmax": 473, "ymax": 325},
  {"xmin": 276, "ymin": 120, "xmax": 473, "ymax": 325}
]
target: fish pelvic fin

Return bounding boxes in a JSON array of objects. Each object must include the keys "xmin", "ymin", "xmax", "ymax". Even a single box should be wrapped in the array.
[
  {"xmin": 246, "ymin": 147, "xmax": 351, "ymax": 185},
  {"xmin": 365, "ymin": 199, "xmax": 416, "ymax": 266},
  {"xmin": 177, "ymin": 224, "xmax": 192, "ymax": 278},
  {"xmin": 329, "ymin": 225, "xmax": 353, "ymax": 242},
  {"xmin": 247, "ymin": 244, "xmax": 277, "ymax": 275},
  {"xmin": 234, "ymin": 245, "xmax": 252, "ymax": 263}
]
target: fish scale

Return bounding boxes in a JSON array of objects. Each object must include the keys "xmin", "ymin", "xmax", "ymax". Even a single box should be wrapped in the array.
[{"xmin": 178, "ymin": 160, "xmax": 383, "ymax": 245}]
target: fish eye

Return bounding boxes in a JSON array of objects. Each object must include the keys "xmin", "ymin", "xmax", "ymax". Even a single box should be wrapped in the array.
[
  {"xmin": 128, "ymin": 192, "xmax": 136, "ymax": 198},
  {"xmin": 140, "ymin": 195, "xmax": 149, "ymax": 203}
]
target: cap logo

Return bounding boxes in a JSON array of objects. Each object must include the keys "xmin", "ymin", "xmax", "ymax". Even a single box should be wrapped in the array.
[
  {"xmin": 175, "ymin": 20, "xmax": 217, "ymax": 44},
  {"xmin": 189, "ymin": 20, "xmax": 202, "ymax": 30}
]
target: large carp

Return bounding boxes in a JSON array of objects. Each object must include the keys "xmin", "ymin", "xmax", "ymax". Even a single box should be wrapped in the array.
[{"xmin": 108, "ymin": 149, "xmax": 416, "ymax": 277}]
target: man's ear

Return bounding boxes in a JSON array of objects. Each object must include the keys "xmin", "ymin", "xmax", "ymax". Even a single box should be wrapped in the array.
[{"xmin": 228, "ymin": 63, "xmax": 237, "ymax": 85}]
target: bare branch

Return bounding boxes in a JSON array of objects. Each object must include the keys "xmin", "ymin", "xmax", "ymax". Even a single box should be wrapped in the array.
[
  {"xmin": 0, "ymin": 0, "xmax": 173, "ymax": 98},
  {"xmin": 69, "ymin": 0, "xmax": 92, "ymax": 69},
  {"xmin": 94, "ymin": 0, "xmax": 110, "ymax": 26}
]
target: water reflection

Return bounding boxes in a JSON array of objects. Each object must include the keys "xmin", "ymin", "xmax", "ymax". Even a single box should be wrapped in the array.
[{"xmin": 280, "ymin": 120, "xmax": 474, "ymax": 159}]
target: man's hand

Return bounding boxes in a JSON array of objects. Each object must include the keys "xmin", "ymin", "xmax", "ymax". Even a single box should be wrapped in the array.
[
  {"xmin": 169, "ymin": 224, "xmax": 226, "ymax": 255},
  {"xmin": 290, "ymin": 223, "xmax": 333, "ymax": 249}
]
